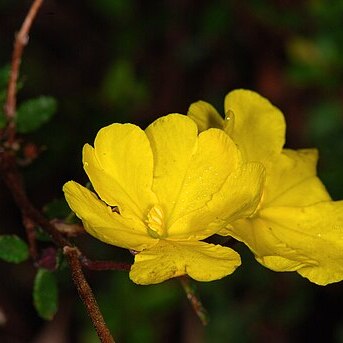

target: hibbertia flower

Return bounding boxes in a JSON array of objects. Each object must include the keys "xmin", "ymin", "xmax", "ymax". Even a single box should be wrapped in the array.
[
  {"xmin": 63, "ymin": 114, "xmax": 265, "ymax": 284},
  {"xmin": 188, "ymin": 89, "xmax": 343, "ymax": 285}
]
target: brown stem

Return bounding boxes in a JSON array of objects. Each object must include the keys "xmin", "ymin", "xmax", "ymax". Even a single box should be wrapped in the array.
[
  {"xmin": 4, "ymin": 0, "xmax": 44, "ymax": 122},
  {"xmin": 179, "ymin": 276, "xmax": 209, "ymax": 326},
  {"xmin": 0, "ymin": 1, "xmax": 117, "ymax": 341},
  {"xmin": 51, "ymin": 220, "xmax": 86, "ymax": 237},
  {"xmin": 64, "ymin": 247, "xmax": 115, "ymax": 343},
  {"xmin": 0, "ymin": 150, "xmax": 70, "ymax": 248},
  {"xmin": 81, "ymin": 256, "xmax": 131, "ymax": 272},
  {"xmin": 23, "ymin": 216, "xmax": 38, "ymax": 260},
  {"xmin": 0, "ymin": 137, "xmax": 117, "ymax": 343}
]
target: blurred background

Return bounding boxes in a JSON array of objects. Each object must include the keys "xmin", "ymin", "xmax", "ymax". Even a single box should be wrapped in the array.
[{"xmin": 1, "ymin": 0, "xmax": 343, "ymax": 342}]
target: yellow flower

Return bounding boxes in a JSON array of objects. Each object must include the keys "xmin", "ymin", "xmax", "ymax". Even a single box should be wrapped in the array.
[
  {"xmin": 63, "ymin": 114, "xmax": 265, "ymax": 284},
  {"xmin": 188, "ymin": 89, "xmax": 343, "ymax": 285}
]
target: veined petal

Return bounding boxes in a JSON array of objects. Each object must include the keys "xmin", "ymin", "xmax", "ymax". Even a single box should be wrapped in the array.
[
  {"xmin": 226, "ymin": 217, "xmax": 307, "ymax": 270},
  {"xmin": 130, "ymin": 240, "xmax": 241, "ymax": 284},
  {"xmin": 263, "ymin": 149, "xmax": 331, "ymax": 207},
  {"xmin": 166, "ymin": 128, "xmax": 242, "ymax": 229},
  {"xmin": 145, "ymin": 114, "xmax": 198, "ymax": 223},
  {"xmin": 169, "ymin": 162, "xmax": 265, "ymax": 240},
  {"xmin": 228, "ymin": 201, "xmax": 343, "ymax": 285},
  {"xmin": 63, "ymin": 181, "xmax": 157, "ymax": 251},
  {"xmin": 187, "ymin": 100, "xmax": 224, "ymax": 132},
  {"xmin": 224, "ymin": 89, "xmax": 286, "ymax": 163},
  {"xmin": 83, "ymin": 123, "xmax": 157, "ymax": 220}
]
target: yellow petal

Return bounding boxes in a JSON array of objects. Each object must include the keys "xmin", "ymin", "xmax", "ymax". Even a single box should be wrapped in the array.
[
  {"xmin": 187, "ymin": 100, "xmax": 224, "ymax": 132},
  {"xmin": 263, "ymin": 149, "xmax": 331, "ymax": 207},
  {"xmin": 145, "ymin": 114, "xmax": 198, "ymax": 223},
  {"xmin": 130, "ymin": 240, "xmax": 241, "ymax": 284},
  {"xmin": 166, "ymin": 128, "xmax": 241, "ymax": 229},
  {"xmin": 63, "ymin": 181, "xmax": 157, "ymax": 251},
  {"xmin": 83, "ymin": 123, "xmax": 157, "ymax": 220},
  {"xmin": 224, "ymin": 89, "xmax": 286, "ymax": 163},
  {"xmin": 228, "ymin": 201, "xmax": 343, "ymax": 285},
  {"xmin": 169, "ymin": 162, "xmax": 265, "ymax": 240}
]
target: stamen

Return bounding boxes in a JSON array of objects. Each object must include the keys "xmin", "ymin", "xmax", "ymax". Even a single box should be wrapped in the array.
[{"xmin": 146, "ymin": 204, "xmax": 166, "ymax": 238}]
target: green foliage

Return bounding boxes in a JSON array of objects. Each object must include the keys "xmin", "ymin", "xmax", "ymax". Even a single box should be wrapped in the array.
[
  {"xmin": 287, "ymin": 36, "xmax": 341, "ymax": 87},
  {"xmin": 33, "ymin": 268, "xmax": 58, "ymax": 320},
  {"xmin": 0, "ymin": 235, "xmax": 29, "ymax": 263},
  {"xmin": 0, "ymin": 65, "xmax": 10, "ymax": 129},
  {"xmin": 87, "ymin": 0, "xmax": 133, "ymax": 21},
  {"xmin": 43, "ymin": 198, "xmax": 72, "ymax": 220},
  {"xmin": 247, "ymin": 0, "xmax": 302, "ymax": 29},
  {"xmin": 308, "ymin": 101, "xmax": 342, "ymax": 141},
  {"xmin": 34, "ymin": 227, "xmax": 52, "ymax": 242},
  {"xmin": 80, "ymin": 273, "xmax": 181, "ymax": 343},
  {"xmin": 307, "ymin": 101, "xmax": 343, "ymax": 199},
  {"xmin": 16, "ymin": 96, "xmax": 57, "ymax": 133},
  {"xmin": 100, "ymin": 60, "xmax": 149, "ymax": 111},
  {"xmin": 200, "ymin": 2, "xmax": 232, "ymax": 38},
  {"xmin": 55, "ymin": 249, "xmax": 68, "ymax": 271},
  {"xmin": 0, "ymin": 112, "xmax": 6, "ymax": 130},
  {"xmin": 0, "ymin": 64, "xmax": 10, "ymax": 93}
]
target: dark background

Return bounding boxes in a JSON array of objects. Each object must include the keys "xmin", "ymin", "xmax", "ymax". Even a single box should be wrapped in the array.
[{"xmin": 1, "ymin": 0, "xmax": 343, "ymax": 342}]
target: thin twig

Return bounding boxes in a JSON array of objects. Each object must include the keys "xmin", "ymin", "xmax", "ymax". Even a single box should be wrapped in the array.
[
  {"xmin": 81, "ymin": 256, "xmax": 131, "ymax": 272},
  {"xmin": 0, "ymin": 152, "xmax": 70, "ymax": 248},
  {"xmin": 0, "ymin": 149, "xmax": 117, "ymax": 343},
  {"xmin": 51, "ymin": 219, "xmax": 86, "ymax": 237},
  {"xmin": 4, "ymin": 0, "xmax": 44, "ymax": 122},
  {"xmin": 0, "ymin": 120, "xmax": 118, "ymax": 343},
  {"xmin": 179, "ymin": 276, "xmax": 209, "ymax": 326},
  {"xmin": 64, "ymin": 247, "xmax": 115, "ymax": 343},
  {"xmin": 23, "ymin": 216, "xmax": 39, "ymax": 260},
  {"xmin": 0, "ymin": 1, "xmax": 117, "ymax": 342}
]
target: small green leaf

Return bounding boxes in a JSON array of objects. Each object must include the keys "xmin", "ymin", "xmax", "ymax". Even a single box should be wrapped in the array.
[
  {"xmin": 0, "ymin": 235, "xmax": 29, "ymax": 263},
  {"xmin": 17, "ymin": 96, "xmax": 57, "ymax": 133},
  {"xmin": 33, "ymin": 268, "xmax": 58, "ymax": 320}
]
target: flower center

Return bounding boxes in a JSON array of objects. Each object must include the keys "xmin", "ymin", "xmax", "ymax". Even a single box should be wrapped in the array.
[{"xmin": 146, "ymin": 204, "xmax": 166, "ymax": 238}]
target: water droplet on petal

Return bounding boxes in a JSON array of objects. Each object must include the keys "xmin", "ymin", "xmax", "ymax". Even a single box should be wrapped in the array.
[{"xmin": 223, "ymin": 109, "xmax": 235, "ymax": 135}]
